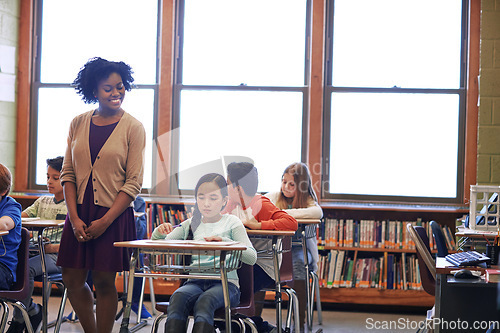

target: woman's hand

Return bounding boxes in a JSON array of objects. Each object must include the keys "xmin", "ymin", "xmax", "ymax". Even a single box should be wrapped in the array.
[
  {"xmin": 157, "ymin": 223, "xmax": 174, "ymax": 235},
  {"xmin": 204, "ymin": 236, "xmax": 222, "ymax": 242},
  {"xmin": 71, "ymin": 218, "xmax": 90, "ymax": 242},
  {"xmin": 85, "ymin": 218, "xmax": 112, "ymax": 239}
]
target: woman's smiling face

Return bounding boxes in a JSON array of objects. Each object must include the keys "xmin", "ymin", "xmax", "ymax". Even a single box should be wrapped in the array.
[{"xmin": 95, "ymin": 72, "xmax": 125, "ymax": 113}]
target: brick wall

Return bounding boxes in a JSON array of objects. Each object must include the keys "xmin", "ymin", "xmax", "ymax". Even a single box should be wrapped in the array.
[
  {"xmin": 0, "ymin": 0, "xmax": 19, "ymax": 177},
  {"xmin": 477, "ymin": 0, "xmax": 500, "ymax": 184}
]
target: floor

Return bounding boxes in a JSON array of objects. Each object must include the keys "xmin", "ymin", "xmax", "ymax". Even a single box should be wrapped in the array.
[{"xmin": 22, "ymin": 294, "xmax": 429, "ymax": 333}]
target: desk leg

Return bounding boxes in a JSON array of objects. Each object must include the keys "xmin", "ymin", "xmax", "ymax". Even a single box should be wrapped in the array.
[
  {"xmin": 301, "ymin": 227, "xmax": 312, "ymax": 333},
  {"xmin": 434, "ymin": 273, "xmax": 443, "ymax": 333},
  {"xmin": 38, "ymin": 230, "xmax": 48, "ymax": 333},
  {"xmin": 120, "ymin": 250, "xmax": 138, "ymax": 333},
  {"xmin": 273, "ymin": 237, "xmax": 283, "ymax": 333},
  {"xmin": 220, "ymin": 251, "xmax": 232, "ymax": 333}
]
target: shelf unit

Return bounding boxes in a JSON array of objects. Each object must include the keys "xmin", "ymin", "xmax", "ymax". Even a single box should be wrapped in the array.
[
  {"xmin": 14, "ymin": 193, "xmax": 468, "ymax": 308},
  {"xmin": 312, "ymin": 201, "xmax": 467, "ymax": 308}
]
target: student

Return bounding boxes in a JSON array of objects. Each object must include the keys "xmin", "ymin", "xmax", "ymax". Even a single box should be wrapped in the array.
[
  {"xmin": 223, "ymin": 162, "xmax": 297, "ymax": 333},
  {"xmin": 152, "ymin": 173, "xmax": 257, "ymax": 333},
  {"xmin": 0, "ymin": 164, "xmax": 22, "ymax": 288},
  {"xmin": 7, "ymin": 156, "xmax": 68, "ymax": 333},
  {"xmin": 57, "ymin": 57, "xmax": 146, "ymax": 333},
  {"xmin": 265, "ymin": 162, "xmax": 323, "ymax": 333}
]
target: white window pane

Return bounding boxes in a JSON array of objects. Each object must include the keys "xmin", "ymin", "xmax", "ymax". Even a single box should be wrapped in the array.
[
  {"xmin": 329, "ymin": 92, "xmax": 459, "ymax": 198},
  {"xmin": 36, "ymin": 88, "xmax": 154, "ymax": 189},
  {"xmin": 332, "ymin": 0, "xmax": 462, "ymax": 88},
  {"xmin": 182, "ymin": 0, "xmax": 307, "ymax": 86},
  {"xmin": 177, "ymin": 90, "xmax": 303, "ymax": 192},
  {"xmin": 40, "ymin": 0, "xmax": 158, "ymax": 84}
]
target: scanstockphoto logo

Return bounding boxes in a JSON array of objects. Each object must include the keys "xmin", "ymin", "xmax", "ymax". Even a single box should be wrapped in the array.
[
  {"xmin": 148, "ymin": 127, "xmax": 256, "ymax": 195},
  {"xmin": 148, "ymin": 128, "xmax": 329, "ymax": 196},
  {"xmin": 365, "ymin": 317, "xmax": 500, "ymax": 331},
  {"xmin": 365, "ymin": 317, "xmax": 426, "ymax": 331}
]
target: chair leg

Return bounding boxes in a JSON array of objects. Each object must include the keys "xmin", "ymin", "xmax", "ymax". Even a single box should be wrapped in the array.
[
  {"xmin": 241, "ymin": 316, "xmax": 259, "ymax": 333},
  {"xmin": 11, "ymin": 302, "xmax": 34, "ymax": 333},
  {"xmin": 284, "ymin": 287, "xmax": 300, "ymax": 333},
  {"xmin": 0, "ymin": 301, "xmax": 10, "ymax": 333},
  {"xmin": 148, "ymin": 276, "xmax": 157, "ymax": 315},
  {"xmin": 310, "ymin": 271, "xmax": 323, "ymax": 325},
  {"xmin": 151, "ymin": 313, "xmax": 168, "ymax": 333},
  {"xmin": 53, "ymin": 285, "xmax": 68, "ymax": 333}
]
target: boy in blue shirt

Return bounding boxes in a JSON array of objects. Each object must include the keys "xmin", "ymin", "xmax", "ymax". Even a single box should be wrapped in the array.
[
  {"xmin": 0, "ymin": 163, "xmax": 22, "ymax": 290},
  {"xmin": 7, "ymin": 157, "xmax": 66, "ymax": 333}
]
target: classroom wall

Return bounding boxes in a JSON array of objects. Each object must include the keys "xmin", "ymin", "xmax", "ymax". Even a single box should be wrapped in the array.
[
  {"xmin": 0, "ymin": 0, "xmax": 19, "ymax": 178},
  {"xmin": 477, "ymin": 0, "xmax": 500, "ymax": 185}
]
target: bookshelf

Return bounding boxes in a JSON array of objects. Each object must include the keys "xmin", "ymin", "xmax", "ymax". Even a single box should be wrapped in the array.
[
  {"xmin": 14, "ymin": 193, "xmax": 467, "ymax": 308},
  {"xmin": 309, "ymin": 201, "xmax": 467, "ymax": 308}
]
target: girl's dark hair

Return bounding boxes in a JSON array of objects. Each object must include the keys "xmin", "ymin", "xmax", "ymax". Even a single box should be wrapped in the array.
[
  {"xmin": 46, "ymin": 156, "xmax": 64, "ymax": 172},
  {"xmin": 0, "ymin": 163, "xmax": 12, "ymax": 199},
  {"xmin": 187, "ymin": 173, "xmax": 228, "ymax": 240},
  {"xmin": 73, "ymin": 57, "xmax": 134, "ymax": 104}
]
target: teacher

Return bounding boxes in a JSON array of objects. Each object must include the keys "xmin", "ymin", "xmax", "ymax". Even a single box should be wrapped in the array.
[{"xmin": 57, "ymin": 57, "xmax": 146, "ymax": 333}]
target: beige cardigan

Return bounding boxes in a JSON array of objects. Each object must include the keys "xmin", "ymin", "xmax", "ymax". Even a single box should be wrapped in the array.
[{"xmin": 61, "ymin": 110, "xmax": 146, "ymax": 208}]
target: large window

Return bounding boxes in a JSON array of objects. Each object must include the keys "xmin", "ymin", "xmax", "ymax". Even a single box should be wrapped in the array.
[
  {"xmin": 31, "ymin": 0, "xmax": 159, "ymax": 189},
  {"xmin": 172, "ymin": 0, "xmax": 310, "ymax": 193},
  {"xmin": 323, "ymin": 0, "xmax": 468, "ymax": 203}
]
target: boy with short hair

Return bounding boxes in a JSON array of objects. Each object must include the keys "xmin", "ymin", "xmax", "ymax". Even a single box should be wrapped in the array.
[
  {"xmin": 0, "ymin": 163, "xmax": 22, "ymax": 291},
  {"xmin": 7, "ymin": 156, "xmax": 67, "ymax": 333},
  {"xmin": 224, "ymin": 162, "xmax": 297, "ymax": 333}
]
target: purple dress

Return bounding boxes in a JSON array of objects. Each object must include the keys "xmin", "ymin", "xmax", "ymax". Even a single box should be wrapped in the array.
[{"xmin": 57, "ymin": 120, "xmax": 137, "ymax": 272}]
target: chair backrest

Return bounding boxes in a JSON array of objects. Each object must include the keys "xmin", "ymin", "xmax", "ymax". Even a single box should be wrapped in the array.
[
  {"xmin": 0, "ymin": 227, "xmax": 30, "ymax": 299},
  {"xmin": 430, "ymin": 221, "xmax": 449, "ymax": 257},
  {"xmin": 279, "ymin": 237, "xmax": 294, "ymax": 284},
  {"xmin": 234, "ymin": 263, "xmax": 255, "ymax": 316},
  {"xmin": 406, "ymin": 223, "xmax": 436, "ymax": 296}
]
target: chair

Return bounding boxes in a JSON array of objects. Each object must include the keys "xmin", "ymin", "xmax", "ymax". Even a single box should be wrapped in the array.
[
  {"xmin": 259, "ymin": 237, "xmax": 300, "ymax": 333},
  {"xmin": 406, "ymin": 224, "xmax": 436, "ymax": 296},
  {"xmin": 32, "ymin": 225, "xmax": 68, "ymax": 333},
  {"xmin": 430, "ymin": 221, "xmax": 449, "ymax": 258},
  {"xmin": 151, "ymin": 263, "xmax": 258, "ymax": 333},
  {"xmin": 0, "ymin": 228, "xmax": 35, "ymax": 333},
  {"xmin": 407, "ymin": 224, "xmax": 436, "ymax": 333}
]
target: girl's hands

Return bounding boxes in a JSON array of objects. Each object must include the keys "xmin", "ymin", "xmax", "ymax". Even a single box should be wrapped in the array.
[
  {"xmin": 204, "ymin": 236, "xmax": 222, "ymax": 242},
  {"xmin": 157, "ymin": 223, "xmax": 174, "ymax": 235}
]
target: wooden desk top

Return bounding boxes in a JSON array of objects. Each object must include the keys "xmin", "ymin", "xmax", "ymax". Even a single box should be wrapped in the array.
[
  {"xmin": 295, "ymin": 219, "xmax": 321, "ymax": 225},
  {"xmin": 21, "ymin": 219, "xmax": 65, "ymax": 228},
  {"xmin": 114, "ymin": 239, "xmax": 247, "ymax": 251},
  {"xmin": 246, "ymin": 230, "xmax": 296, "ymax": 237}
]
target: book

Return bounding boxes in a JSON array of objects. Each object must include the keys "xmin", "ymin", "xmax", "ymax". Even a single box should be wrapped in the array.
[
  {"xmin": 327, "ymin": 250, "xmax": 337, "ymax": 289},
  {"xmin": 333, "ymin": 250, "xmax": 345, "ymax": 288},
  {"xmin": 486, "ymin": 269, "xmax": 500, "ymax": 283}
]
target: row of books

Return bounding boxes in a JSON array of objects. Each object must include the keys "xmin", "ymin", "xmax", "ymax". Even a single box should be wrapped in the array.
[
  {"xmin": 146, "ymin": 203, "xmax": 193, "ymax": 238},
  {"xmin": 317, "ymin": 218, "xmax": 457, "ymax": 251},
  {"xmin": 317, "ymin": 250, "xmax": 423, "ymax": 290}
]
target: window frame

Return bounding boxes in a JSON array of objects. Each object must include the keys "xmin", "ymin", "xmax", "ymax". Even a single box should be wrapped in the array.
[
  {"xmin": 25, "ymin": 0, "xmax": 161, "ymax": 190},
  {"xmin": 168, "ymin": 0, "xmax": 312, "ymax": 195},
  {"xmin": 321, "ymin": 0, "xmax": 470, "ymax": 204}
]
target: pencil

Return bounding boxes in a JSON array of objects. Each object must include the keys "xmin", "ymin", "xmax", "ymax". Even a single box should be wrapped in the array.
[{"xmin": 483, "ymin": 234, "xmax": 492, "ymax": 246}]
